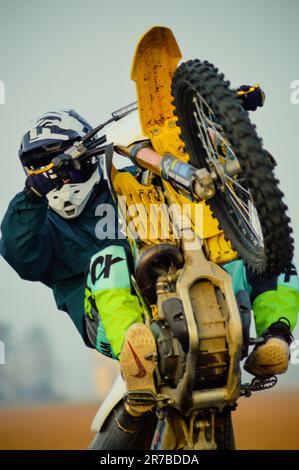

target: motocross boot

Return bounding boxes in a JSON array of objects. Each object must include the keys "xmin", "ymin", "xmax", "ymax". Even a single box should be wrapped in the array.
[
  {"xmin": 120, "ymin": 323, "xmax": 158, "ymax": 417},
  {"xmin": 244, "ymin": 318, "xmax": 293, "ymax": 377}
]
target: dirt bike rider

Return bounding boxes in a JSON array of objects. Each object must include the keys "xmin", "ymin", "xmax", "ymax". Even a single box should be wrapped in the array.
[{"xmin": 1, "ymin": 87, "xmax": 298, "ymax": 448}]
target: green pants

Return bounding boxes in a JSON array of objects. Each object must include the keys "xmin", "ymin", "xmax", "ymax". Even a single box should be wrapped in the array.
[{"xmin": 84, "ymin": 245, "xmax": 143, "ymax": 359}]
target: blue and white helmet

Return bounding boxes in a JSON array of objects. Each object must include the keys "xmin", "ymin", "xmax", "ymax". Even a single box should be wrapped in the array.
[
  {"xmin": 19, "ymin": 109, "xmax": 101, "ymax": 219},
  {"xmin": 19, "ymin": 109, "xmax": 93, "ymax": 169}
]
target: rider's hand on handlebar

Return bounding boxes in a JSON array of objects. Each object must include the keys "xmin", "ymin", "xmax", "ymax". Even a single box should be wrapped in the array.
[
  {"xmin": 24, "ymin": 153, "xmax": 77, "ymax": 199},
  {"xmin": 24, "ymin": 173, "xmax": 58, "ymax": 199},
  {"xmin": 236, "ymin": 84, "xmax": 265, "ymax": 111}
]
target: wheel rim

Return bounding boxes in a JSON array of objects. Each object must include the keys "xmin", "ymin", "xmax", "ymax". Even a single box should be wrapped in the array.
[{"xmin": 182, "ymin": 85, "xmax": 264, "ymax": 253}]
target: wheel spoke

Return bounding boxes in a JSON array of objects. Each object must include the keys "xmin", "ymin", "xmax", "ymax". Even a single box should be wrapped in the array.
[
  {"xmin": 193, "ymin": 96, "xmax": 218, "ymax": 162},
  {"xmin": 225, "ymin": 182, "xmax": 251, "ymax": 215},
  {"xmin": 191, "ymin": 91, "xmax": 263, "ymax": 247},
  {"xmin": 224, "ymin": 183, "xmax": 263, "ymax": 245},
  {"xmin": 224, "ymin": 174, "xmax": 251, "ymax": 197}
]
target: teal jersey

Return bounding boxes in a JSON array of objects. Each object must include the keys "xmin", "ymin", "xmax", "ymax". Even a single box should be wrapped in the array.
[
  {"xmin": 1, "ymin": 181, "xmax": 298, "ymax": 344},
  {"xmin": 0, "ymin": 179, "xmax": 129, "ymax": 341}
]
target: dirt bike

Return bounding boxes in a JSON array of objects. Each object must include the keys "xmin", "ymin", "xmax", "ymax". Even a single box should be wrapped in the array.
[{"xmin": 50, "ymin": 27, "xmax": 293, "ymax": 449}]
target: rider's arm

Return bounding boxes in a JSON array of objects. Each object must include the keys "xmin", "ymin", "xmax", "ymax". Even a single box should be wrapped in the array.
[
  {"xmin": 245, "ymin": 264, "xmax": 299, "ymax": 336},
  {"xmin": 223, "ymin": 259, "xmax": 299, "ymax": 336},
  {"xmin": 0, "ymin": 190, "xmax": 53, "ymax": 282}
]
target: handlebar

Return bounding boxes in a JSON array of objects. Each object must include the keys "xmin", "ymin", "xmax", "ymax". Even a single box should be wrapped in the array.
[{"xmin": 27, "ymin": 102, "xmax": 138, "ymax": 177}]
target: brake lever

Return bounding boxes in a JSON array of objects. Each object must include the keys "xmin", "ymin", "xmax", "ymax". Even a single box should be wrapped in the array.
[
  {"xmin": 51, "ymin": 154, "xmax": 74, "ymax": 180},
  {"xmin": 51, "ymin": 139, "xmax": 88, "ymax": 174}
]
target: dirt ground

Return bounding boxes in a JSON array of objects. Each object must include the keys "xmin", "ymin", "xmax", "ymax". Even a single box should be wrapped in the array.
[{"xmin": 0, "ymin": 391, "xmax": 298, "ymax": 450}]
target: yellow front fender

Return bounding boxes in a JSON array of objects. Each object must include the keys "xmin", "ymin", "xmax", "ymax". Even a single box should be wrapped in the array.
[{"xmin": 131, "ymin": 26, "xmax": 187, "ymax": 160}]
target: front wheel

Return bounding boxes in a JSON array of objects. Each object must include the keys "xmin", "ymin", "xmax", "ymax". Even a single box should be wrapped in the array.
[{"xmin": 172, "ymin": 59, "xmax": 293, "ymax": 276}]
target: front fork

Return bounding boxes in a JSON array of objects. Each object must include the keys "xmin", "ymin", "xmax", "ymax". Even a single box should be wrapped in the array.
[{"xmin": 116, "ymin": 142, "xmax": 216, "ymax": 201}]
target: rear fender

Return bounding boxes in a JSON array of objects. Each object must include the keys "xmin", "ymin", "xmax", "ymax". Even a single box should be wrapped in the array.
[{"xmin": 91, "ymin": 374, "xmax": 126, "ymax": 433}]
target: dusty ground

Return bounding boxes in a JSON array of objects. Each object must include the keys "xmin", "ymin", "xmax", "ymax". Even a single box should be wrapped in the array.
[{"xmin": 0, "ymin": 391, "xmax": 298, "ymax": 450}]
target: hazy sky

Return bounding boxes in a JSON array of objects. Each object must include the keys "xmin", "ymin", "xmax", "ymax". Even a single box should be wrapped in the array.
[{"xmin": 0, "ymin": 0, "xmax": 298, "ymax": 397}]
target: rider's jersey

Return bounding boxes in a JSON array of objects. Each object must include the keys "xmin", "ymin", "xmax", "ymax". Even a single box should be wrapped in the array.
[
  {"xmin": 0, "ymin": 178, "xmax": 129, "ymax": 342},
  {"xmin": 1, "ymin": 179, "xmax": 298, "ymax": 342}
]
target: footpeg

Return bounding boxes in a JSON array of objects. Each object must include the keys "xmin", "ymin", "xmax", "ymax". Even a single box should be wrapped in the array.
[
  {"xmin": 250, "ymin": 375, "xmax": 278, "ymax": 391},
  {"xmin": 241, "ymin": 375, "xmax": 278, "ymax": 397},
  {"xmin": 125, "ymin": 390, "xmax": 157, "ymax": 406}
]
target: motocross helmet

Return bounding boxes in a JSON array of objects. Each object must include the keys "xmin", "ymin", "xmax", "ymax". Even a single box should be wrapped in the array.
[{"xmin": 19, "ymin": 109, "xmax": 101, "ymax": 219}]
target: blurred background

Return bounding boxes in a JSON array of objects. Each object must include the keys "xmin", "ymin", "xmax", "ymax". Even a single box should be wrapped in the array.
[{"xmin": 0, "ymin": 0, "xmax": 298, "ymax": 449}]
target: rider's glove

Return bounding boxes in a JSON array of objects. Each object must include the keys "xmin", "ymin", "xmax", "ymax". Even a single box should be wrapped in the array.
[
  {"xmin": 236, "ymin": 84, "xmax": 265, "ymax": 111},
  {"xmin": 24, "ymin": 173, "xmax": 57, "ymax": 200}
]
